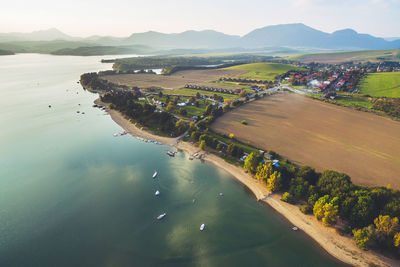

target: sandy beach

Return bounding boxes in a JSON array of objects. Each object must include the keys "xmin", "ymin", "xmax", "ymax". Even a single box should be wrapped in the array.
[{"xmin": 96, "ymin": 98, "xmax": 399, "ymax": 267}]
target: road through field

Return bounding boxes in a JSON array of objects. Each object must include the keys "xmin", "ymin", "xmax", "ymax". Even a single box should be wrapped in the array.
[{"xmin": 212, "ymin": 93, "xmax": 400, "ymax": 188}]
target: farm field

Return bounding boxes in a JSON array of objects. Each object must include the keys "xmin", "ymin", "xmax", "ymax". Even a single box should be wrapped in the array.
[
  {"xmin": 292, "ymin": 48, "xmax": 400, "ymax": 64},
  {"xmin": 359, "ymin": 72, "xmax": 400, "ymax": 97},
  {"xmin": 212, "ymin": 93, "xmax": 400, "ymax": 188},
  {"xmin": 102, "ymin": 68, "xmax": 247, "ymax": 90},
  {"xmin": 224, "ymin": 63, "xmax": 305, "ymax": 80}
]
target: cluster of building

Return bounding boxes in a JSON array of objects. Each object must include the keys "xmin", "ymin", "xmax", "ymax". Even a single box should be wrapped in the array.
[
  {"xmin": 184, "ymin": 84, "xmax": 241, "ymax": 94},
  {"xmin": 283, "ymin": 68, "xmax": 363, "ymax": 93},
  {"xmin": 218, "ymin": 77, "xmax": 273, "ymax": 85}
]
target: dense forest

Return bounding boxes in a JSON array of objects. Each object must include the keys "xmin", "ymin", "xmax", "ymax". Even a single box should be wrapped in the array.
[
  {"xmin": 110, "ymin": 55, "xmax": 276, "ymax": 72},
  {"xmin": 239, "ymin": 150, "xmax": 400, "ymax": 256},
  {"xmin": 80, "ymin": 72, "xmax": 132, "ymax": 92}
]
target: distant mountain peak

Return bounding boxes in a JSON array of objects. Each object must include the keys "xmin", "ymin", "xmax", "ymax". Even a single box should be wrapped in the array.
[{"xmin": 332, "ymin": 29, "xmax": 358, "ymax": 35}]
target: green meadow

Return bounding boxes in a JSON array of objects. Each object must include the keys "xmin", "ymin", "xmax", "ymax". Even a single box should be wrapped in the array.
[
  {"xmin": 360, "ymin": 72, "xmax": 400, "ymax": 98},
  {"xmin": 225, "ymin": 63, "xmax": 305, "ymax": 80}
]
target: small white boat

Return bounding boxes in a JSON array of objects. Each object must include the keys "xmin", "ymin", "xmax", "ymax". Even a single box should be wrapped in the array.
[
  {"xmin": 157, "ymin": 213, "xmax": 166, "ymax": 220},
  {"xmin": 292, "ymin": 227, "xmax": 298, "ymax": 231},
  {"xmin": 200, "ymin": 223, "xmax": 205, "ymax": 231},
  {"xmin": 155, "ymin": 190, "xmax": 160, "ymax": 196},
  {"xmin": 166, "ymin": 151, "xmax": 175, "ymax": 157},
  {"xmin": 219, "ymin": 193, "xmax": 224, "ymax": 197},
  {"xmin": 152, "ymin": 171, "xmax": 158, "ymax": 178},
  {"xmin": 192, "ymin": 199, "xmax": 196, "ymax": 203}
]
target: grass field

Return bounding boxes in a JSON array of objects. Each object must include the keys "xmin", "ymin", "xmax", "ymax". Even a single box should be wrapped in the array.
[
  {"xmin": 359, "ymin": 72, "xmax": 400, "ymax": 97},
  {"xmin": 308, "ymin": 94, "xmax": 374, "ymax": 109},
  {"xmin": 225, "ymin": 63, "xmax": 306, "ymax": 80},
  {"xmin": 292, "ymin": 49, "xmax": 400, "ymax": 64},
  {"xmin": 211, "ymin": 93, "xmax": 400, "ymax": 188},
  {"xmin": 333, "ymin": 97, "xmax": 373, "ymax": 108},
  {"xmin": 151, "ymin": 95, "xmax": 211, "ymax": 117}
]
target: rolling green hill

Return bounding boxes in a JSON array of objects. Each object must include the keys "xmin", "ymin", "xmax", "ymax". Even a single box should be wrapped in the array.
[
  {"xmin": 51, "ymin": 45, "xmax": 152, "ymax": 56},
  {"xmin": 225, "ymin": 63, "xmax": 306, "ymax": 80},
  {"xmin": 359, "ymin": 72, "xmax": 400, "ymax": 97},
  {"xmin": 0, "ymin": 49, "xmax": 14, "ymax": 55}
]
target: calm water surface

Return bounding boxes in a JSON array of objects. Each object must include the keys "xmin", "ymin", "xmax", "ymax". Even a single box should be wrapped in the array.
[{"xmin": 0, "ymin": 54, "xmax": 346, "ymax": 266}]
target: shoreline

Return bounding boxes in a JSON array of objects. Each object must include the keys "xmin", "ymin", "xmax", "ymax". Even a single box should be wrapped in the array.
[{"xmin": 96, "ymin": 98, "xmax": 398, "ymax": 267}]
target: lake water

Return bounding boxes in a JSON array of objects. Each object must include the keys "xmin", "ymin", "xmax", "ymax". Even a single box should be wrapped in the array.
[{"xmin": 0, "ymin": 54, "xmax": 346, "ymax": 266}]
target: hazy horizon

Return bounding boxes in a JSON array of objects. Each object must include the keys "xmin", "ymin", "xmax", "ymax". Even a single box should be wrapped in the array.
[{"xmin": 1, "ymin": 0, "xmax": 400, "ymax": 38}]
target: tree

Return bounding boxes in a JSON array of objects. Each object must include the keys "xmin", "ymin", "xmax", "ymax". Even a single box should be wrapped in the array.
[
  {"xmin": 229, "ymin": 133, "xmax": 235, "ymax": 139},
  {"xmin": 300, "ymin": 204, "xmax": 313, "ymax": 214},
  {"xmin": 394, "ymin": 232, "xmax": 400, "ymax": 247},
  {"xmin": 196, "ymin": 92, "xmax": 201, "ymax": 99},
  {"xmin": 166, "ymin": 102, "xmax": 175, "ymax": 112},
  {"xmin": 239, "ymin": 90, "xmax": 247, "ymax": 97},
  {"xmin": 227, "ymin": 144, "xmax": 238, "ymax": 157},
  {"xmin": 317, "ymin": 170, "xmax": 353, "ymax": 199},
  {"xmin": 313, "ymin": 195, "xmax": 330, "ymax": 220},
  {"xmin": 374, "ymin": 215, "xmax": 399, "ymax": 237},
  {"xmin": 175, "ymin": 119, "xmax": 186, "ymax": 133},
  {"xmin": 322, "ymin": 202, "xmax": 339, "ymax": 226},
  {"xmin": 204, "ymin": 104, "xmax": 213, "ymax": 116},
  {"xmin": 189, "ymin": 121, "xmax": 195, "ymax": 130},
  {"xmin": 158, "ymin": 91, "xmax": 163, "ymax": 97},
  {"xmin": 255, "ymin": 162, "xmax": 273, "ymax": 182},
  {"xmin": 353, "ymin": 226, "xmax": 377, "ymax": 251},
  {"xmin": 244, "ymin": 152, "xmax": 259, "ymax": 174},
  {"xmin": 313, "ymin": 195, "xmax": 339, "ymax": 226},
  {"xmin": 281, "ymin": 192, "xmax": 295, "ymax": 204},
  {"xmin": 297, "ymin": 166, "xmax": 318, "ymax": 185},
  {"xmin": 199, "ymin": 140, "xmax": 206, "ymax": 150},
  {"xmin": 350, "ymin": 190, "xmax": 377, "ymax": 228},
  {"xmin": 267, "ymin": 171, "xmax": 282, "ymax": 192}
]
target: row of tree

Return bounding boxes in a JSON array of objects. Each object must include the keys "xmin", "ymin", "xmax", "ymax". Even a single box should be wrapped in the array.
[{"xmin": 243, "ymin": 151, "xmax": 400, "ymax": 256}]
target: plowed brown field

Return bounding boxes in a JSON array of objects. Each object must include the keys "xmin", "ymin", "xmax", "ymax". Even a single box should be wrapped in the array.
[
  {"xmin": 102, "ymin": 69, "xmax": 247, "ymax": 89},
  {"xmin": 212, "ymin": 93, "xmax": 400, "ymax": 188}
]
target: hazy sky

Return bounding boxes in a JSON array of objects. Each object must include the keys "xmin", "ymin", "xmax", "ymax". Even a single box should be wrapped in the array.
[{"xmin": 1, "ymin": 0, "xmax": 399, "ymax": 37}]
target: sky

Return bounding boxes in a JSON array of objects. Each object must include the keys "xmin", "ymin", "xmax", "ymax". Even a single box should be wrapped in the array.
[{"xmin": 1, "ymin": 0, "xmax": 399, "ymax": 37}]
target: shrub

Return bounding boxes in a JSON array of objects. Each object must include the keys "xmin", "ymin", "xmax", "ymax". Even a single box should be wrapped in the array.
[
  {"xmin": 300, "ymin": 204, "xmax": 313, "ymax": 214},
  {"xmin": 281, "ymin": 192, "xmax": 295, "ymax": 204},
  {"xmin": 241, "ymin": 120, "xmax": 248, "ymax": 125},
  {"xmin": 199, "ymin": 140, "xmax": 206, "ymax": 150}
]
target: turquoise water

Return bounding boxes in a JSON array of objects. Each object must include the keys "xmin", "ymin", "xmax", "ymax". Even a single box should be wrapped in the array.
[{"xmin": 0, "ymin": 54, "xmax": 346, "ymax": 266}]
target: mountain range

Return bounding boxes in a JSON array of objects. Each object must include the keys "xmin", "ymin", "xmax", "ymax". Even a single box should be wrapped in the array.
[{"xmin": 1, "ymin": 23, "xmax": 399, "ymax": 55}]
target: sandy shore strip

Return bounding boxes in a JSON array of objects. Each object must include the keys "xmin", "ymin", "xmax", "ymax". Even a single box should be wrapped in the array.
[{"xmin": 96, "ymin": 98, "xmax": 399, "ymax": 267}]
